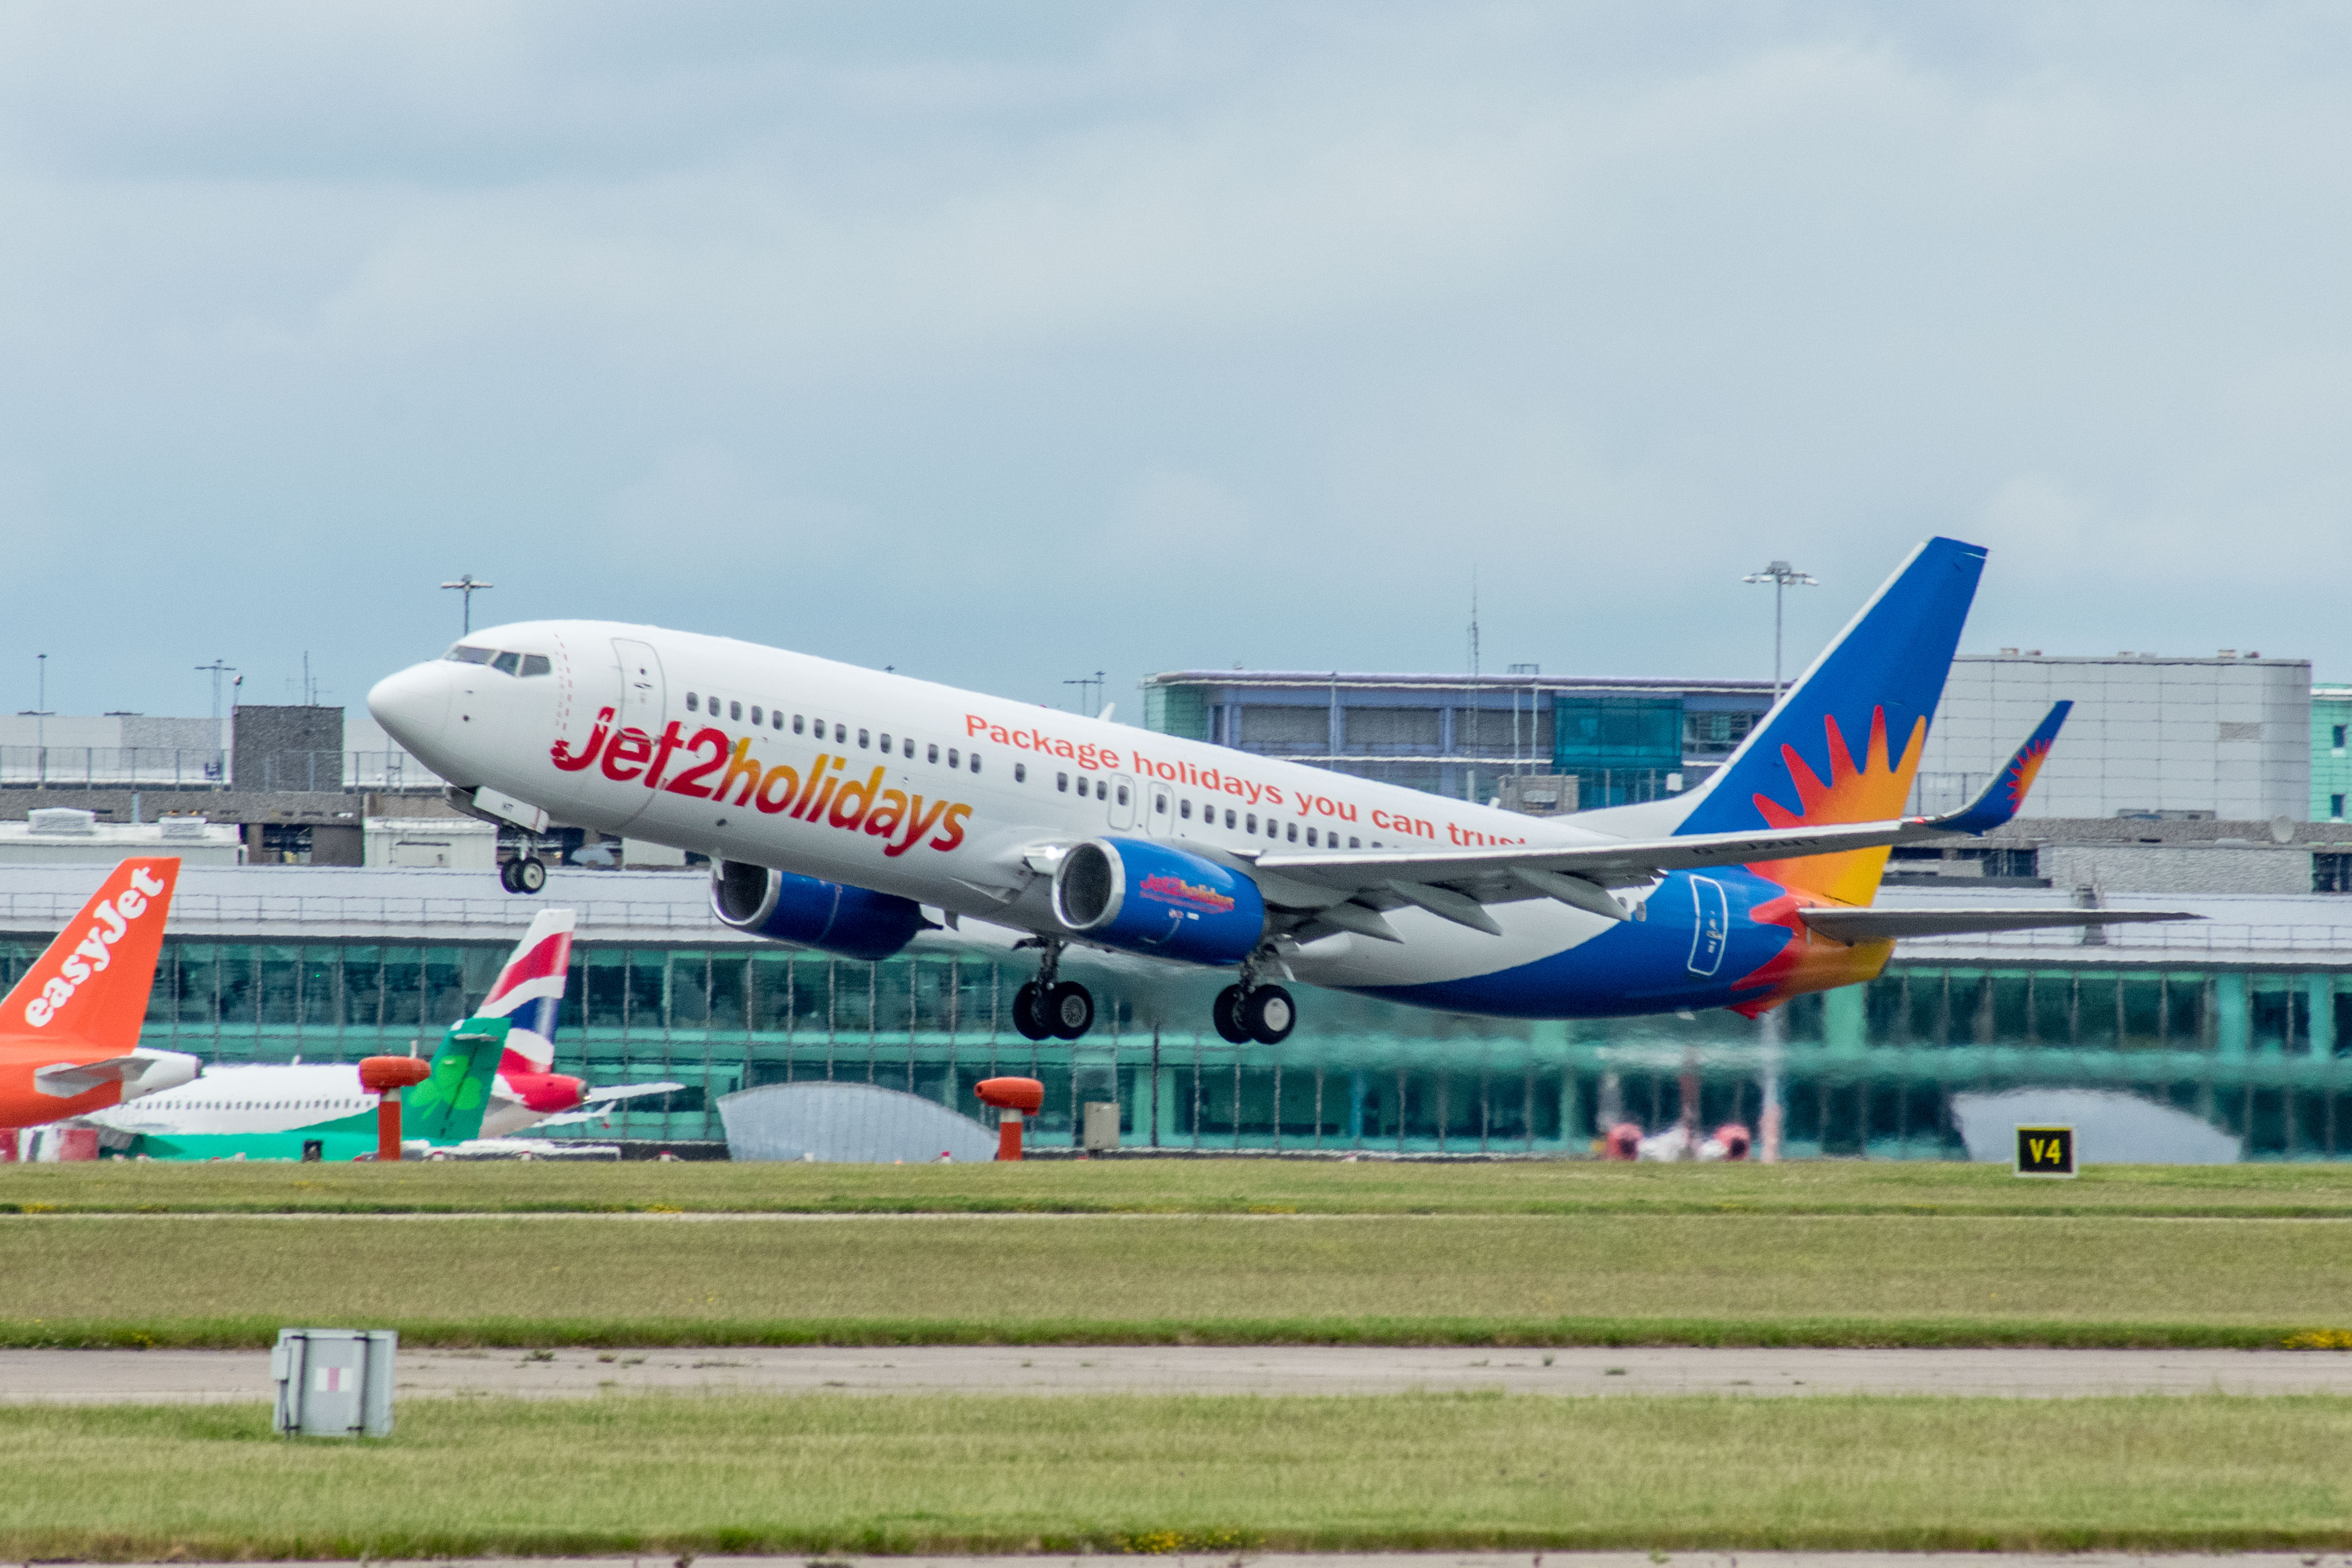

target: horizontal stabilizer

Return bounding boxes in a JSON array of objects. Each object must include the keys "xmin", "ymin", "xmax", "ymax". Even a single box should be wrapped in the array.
[
  {"xmin": 579, "ymin": 1080, "xmax": 687, "ymax": 1105},
  {"xmin": 1799, "ymin": 907, "xmax": 2203, "ymax": 943},
  {"xmin": 33, "ymin": 1050, "xmax": 198, "ymax": 1100}
]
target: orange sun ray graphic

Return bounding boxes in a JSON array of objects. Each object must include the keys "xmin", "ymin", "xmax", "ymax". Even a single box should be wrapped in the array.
[
  {"xmin": 1745, "ymin": 705, "xmax": 1926, "ymax": 906},
  {"xmin": 1726, "ymin": 705, "xmax": 1927, "ymax": 1016}
]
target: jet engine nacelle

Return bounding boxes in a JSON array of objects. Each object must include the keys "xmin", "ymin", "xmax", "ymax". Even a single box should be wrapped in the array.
[
  {"xmin": 710, "ymin": 861, "xmax": 925, "ymax": 962},
  {"xmin": 1050, "ymin": 838, "xmax": 1267, "ymax": 966}
]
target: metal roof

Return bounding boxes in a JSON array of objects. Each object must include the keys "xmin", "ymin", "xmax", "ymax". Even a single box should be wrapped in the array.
[{"xmin": 1143, "ymin": 670, "xmax": 1774, "ymax": 696}]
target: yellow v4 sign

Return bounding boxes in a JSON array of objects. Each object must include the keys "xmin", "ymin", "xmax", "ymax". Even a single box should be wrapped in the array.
[{"xmin": 2015, "ymin": 1124, "xmax": 2076, "ymax": 1178}]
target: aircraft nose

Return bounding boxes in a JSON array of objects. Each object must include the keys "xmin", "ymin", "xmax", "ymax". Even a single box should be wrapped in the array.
[{"xmin": 368, "ymin": 661, "xmax": 453, "ymax": 755}]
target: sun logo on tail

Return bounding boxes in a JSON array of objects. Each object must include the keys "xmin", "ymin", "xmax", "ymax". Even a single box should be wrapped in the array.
[
  {"xmin": 2002, "ymin": 734, "xmax": 2055, "ymax": 812},
  {"xmin": 1744, "ymin": 705, "xmax": 1927, "ymax": 907}
]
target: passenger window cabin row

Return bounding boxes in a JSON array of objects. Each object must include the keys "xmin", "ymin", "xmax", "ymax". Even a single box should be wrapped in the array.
[
  {"xmin": 680, "ymin": 690, "xmax": 984, "ymax": 774},
  {"xmin": 626, "ymin": 683, "xmax": 1382, "ymax": 849},
  {"xmin": 1051, "ymin": 774, "xmax": 1369, "ymax": 849},
  {"xmin": 1167, "ymin": 792, "xmax": 1368, "ymax": 849}
]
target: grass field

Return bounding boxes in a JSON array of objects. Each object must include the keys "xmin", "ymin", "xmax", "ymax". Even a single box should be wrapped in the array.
[
  {"xmin": 4, "ymin": 1391, "xmax": 2348, "ymax": 1556},
  {"xmin": 7, "ymin": 1209, "xmax": 2351, "ymax": 1349},
  {"xmin": 5, "ymin": 1155, "xmax": 2352, "ymax": 1216}
]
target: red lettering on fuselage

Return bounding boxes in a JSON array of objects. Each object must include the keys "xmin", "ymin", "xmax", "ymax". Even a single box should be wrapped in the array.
[{"xmin": 553, "ymin": 719, "xmax": 972, "ymax": 858}]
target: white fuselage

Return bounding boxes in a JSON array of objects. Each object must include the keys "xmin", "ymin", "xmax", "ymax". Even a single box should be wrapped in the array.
[
  {"xmin": 370, "ymin": 622, "xmax": 1640, "ymax": 987},
  {"xmin": 81, "ymin": 1064, "xmax": 381, "ymax": 1136}
]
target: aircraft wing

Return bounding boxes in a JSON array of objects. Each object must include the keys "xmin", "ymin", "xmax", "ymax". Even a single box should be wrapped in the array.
[
  {"xmin": 579, "ymin": 1081, "xmax": 686, "ymax": 1105},
  {"xmin": 506, "ymin": 1081, "xmax": 685, "ymax": 1128},
  {"xmin": 1258, "ymin": 819, "xmax": 1922, "ymax": 895},
  {"xmin": 1798, "ymin": 908, "xmax": 2202, "ymax": 942},
  {"xmin": 1248, "ymin": 704, "xmax": 2159, "ymax": 944},
  {"xmin": 516, "ymin": 1108, "xmax": 613, "ymax": 1129}
]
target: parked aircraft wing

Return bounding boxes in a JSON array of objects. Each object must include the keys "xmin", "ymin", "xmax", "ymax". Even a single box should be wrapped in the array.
[
  {"xmin": 1798, "ymin": 908, "xmax": 2202, "ymax": 942},
  {"xmin": 578, "ymin": 1081, "xmax": 687, "ymax": 1105}
]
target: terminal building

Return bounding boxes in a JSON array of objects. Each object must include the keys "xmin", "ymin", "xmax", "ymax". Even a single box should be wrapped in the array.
[
  {"xmin": 1143, "ymin": 651, "xmax": 2317, "ymax": 822},
  {"xmin": 1147, "ymin": 652, "xmax": 2352, "ymax": 897},
  {"xmin": 1140, "ymin": 669, "xmax": 1774, "ymax": 810},
  {"xmin": 1907, "ymin": 650, "xmax": 2312, "ymax": 822},
  {"xmin": 0, "ymin": 862, "xmax": 2344, "ymax": 1164}
]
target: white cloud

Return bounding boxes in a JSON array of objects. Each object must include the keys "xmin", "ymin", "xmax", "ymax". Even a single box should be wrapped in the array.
[{"xmin": 2, "ymin": 2, "xmax": 2351, "ymax": 710}]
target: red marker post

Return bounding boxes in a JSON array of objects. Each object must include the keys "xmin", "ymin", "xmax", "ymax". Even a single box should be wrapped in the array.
[
  {"xmin": 358, "ymin": 1057, "xmax": 432, "ymax": 1162},
  {"xmin": 974, "ymin": 1076, "xmax": 1045, "ymax": 1162}
]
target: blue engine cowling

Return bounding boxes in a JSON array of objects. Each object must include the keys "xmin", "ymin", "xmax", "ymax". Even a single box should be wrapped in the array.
[
  {"xmin": 1050, "ymin": 838, "xmax": 1265, "ymax": 965},
  {"xmin": 711, "ymin": 861, "xmax": 924, "ymax": 961}
]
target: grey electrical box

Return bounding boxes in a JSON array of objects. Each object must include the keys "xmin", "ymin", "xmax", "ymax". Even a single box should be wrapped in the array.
[
  {"xmin": 1082, "ymin": 1101, "xmax": 1121, "ymax": 1152},
  {"xmin": 272, "ymin": 1328, "xmax": 397, "ymax": 1437}
]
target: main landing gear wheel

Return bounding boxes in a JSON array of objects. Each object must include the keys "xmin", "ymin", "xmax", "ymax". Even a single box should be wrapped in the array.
[
  {"xmin": 500, "ymin": 856, "xmax": 547, "ymax": 895},
  {"xmin": 1212, "ymin": 985, "xmax": 1252, "ymax": 1045},
  {"xmin": 1046, "ymin": 981, "xmax": 1095, "ymax": 1041},
  {"xmin": 1241, "ymin": 984, "xmax": 1295, "ymax": 1045},
  {"xmin": 1011, "ymin": 981, "xmax": 1052, "ymax": 1042}
]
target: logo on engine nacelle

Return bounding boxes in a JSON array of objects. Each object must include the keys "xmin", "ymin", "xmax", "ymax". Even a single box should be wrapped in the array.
[{"xmin": 1139, "ymin": 873, "xmax": 1235, "ymax": 915}]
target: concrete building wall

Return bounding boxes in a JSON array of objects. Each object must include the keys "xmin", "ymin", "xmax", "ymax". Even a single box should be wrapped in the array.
[
  {"xmin": 0, "ymin": 814, "xmax": 243, "ymax": 866},
  {"xmin": 364, "ymin": 817, "xmax": 497, "ymax": 870},
  {"xmin": 0, "ymin": 714, "xmax": 227, "ymax": 750},
  {"xmin": 0, "ymin": 711, "xmax": 434, "ymax": 790},
  {"xmin": 232, "ymin": 704, "xmax": 344, "ymax": 792},
  {"xmin": 1913, "ymin": 654, "xmax": 2310, "ymax": 821},
  {"xmin": 2040, "ymin": 845, "xmax": 2314, "ymax": 897}
]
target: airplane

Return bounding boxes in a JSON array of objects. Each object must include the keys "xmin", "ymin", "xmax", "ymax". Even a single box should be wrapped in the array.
[
  {"xmin": 77, "ymin": 907, "xmax": 680, "ymax": 1151},
  {"xmin": 0, "ymin": 857, "xmax": 200, "ymax": 1138},
  {"xmin": 98, "ymin": 1016, "xmax": 513, "ymax": 1161},
  {"xmin": 367, "ymin": 537, "xmax": 2197, "ymax": 1045}
]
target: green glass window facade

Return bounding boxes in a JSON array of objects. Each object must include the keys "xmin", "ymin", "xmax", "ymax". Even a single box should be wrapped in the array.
[
  {"xmin": 1554, "ymin": 694, "xmax": 1684, "ymax": 807},
  {"xmin": 3, "ymin": 936, "xmax": 2347, "ymax": 1160}
]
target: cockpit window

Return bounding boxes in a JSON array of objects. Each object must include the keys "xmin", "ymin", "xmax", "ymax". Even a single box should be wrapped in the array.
[
  {"xmin": 520, "ymin": 655, "xmax": 551, "ymax": 677},
  {"xmin": 491, "ymin": 652, "xmax": 522, "ymax": 675},
  {"xmin": 446, "ymin": 645, "xmax": 494, "ymax": 664}
]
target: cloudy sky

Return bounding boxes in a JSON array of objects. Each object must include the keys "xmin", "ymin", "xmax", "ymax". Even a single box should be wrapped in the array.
[{"xmin": 4, "ymin": 2, "xmax": 2348, "ymax": 721}]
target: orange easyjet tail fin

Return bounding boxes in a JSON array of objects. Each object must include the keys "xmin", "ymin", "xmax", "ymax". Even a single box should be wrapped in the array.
[{"xmin": 2, "ymin": 857, "xmax": 179, "ymax": 1051}]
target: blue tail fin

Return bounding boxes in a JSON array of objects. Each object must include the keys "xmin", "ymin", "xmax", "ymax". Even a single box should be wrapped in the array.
[{"xmin": 1676, "ymin": 537, "xmax": 1987, "ymax": 845}]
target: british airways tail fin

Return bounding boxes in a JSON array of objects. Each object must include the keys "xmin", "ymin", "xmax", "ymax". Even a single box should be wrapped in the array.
[{"xmin": 474, "ymin": 908, "xmax": 575, "ymax": 1075}]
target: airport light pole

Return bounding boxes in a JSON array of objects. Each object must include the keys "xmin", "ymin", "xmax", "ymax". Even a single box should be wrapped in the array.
[
  {"xmin": 1742, "ymin": 560, "xmax": 1817, "ymax": 702},
  {"xmin": 195, "ymin": 660, "xmax": 236, "ymax": 722},
  {"xmin": 441, "ymin": 575, "xmax": 494, "ymax": 636},
  {"xmin": 1063, "ymin": 670, "xmax": 1105, "ymax": 717}
]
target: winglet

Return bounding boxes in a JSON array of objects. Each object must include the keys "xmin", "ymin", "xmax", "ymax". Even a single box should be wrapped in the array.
[{"xmin": 1923, "ymin": 701, "xmax": 2070, "ymax": 835}]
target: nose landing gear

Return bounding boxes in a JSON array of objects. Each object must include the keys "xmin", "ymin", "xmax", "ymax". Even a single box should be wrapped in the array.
[
  {"xmin": 1012, "ymin": 941, "xmax": 1095, "ymax": 1041},
  {"xmin": 499, "ymin": 855, "xmax": 548, "ymax": 895}
]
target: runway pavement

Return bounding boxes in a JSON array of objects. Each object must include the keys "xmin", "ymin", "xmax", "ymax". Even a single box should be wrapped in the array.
[
  {"xmin": 6, "ymin": 1343, "xmax": 2351, "ymax": 1403},
  {"xmin": 80, "ymin": 1557, "xmax": 2352, "ymax": 1568}
]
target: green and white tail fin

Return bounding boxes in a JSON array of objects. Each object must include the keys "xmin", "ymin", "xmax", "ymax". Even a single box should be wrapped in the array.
[{"xmin": 404, "ymin": 1017, "xmax": 509, "ymax": 1141}]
